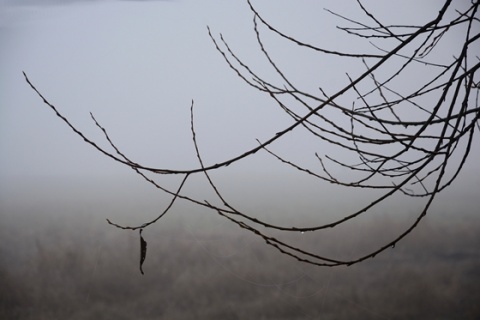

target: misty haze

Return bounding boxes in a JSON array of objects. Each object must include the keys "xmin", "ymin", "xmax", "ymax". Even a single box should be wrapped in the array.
[{"xmin": 1, "ymin": 0, "xmax": 479, "ymax": 319}]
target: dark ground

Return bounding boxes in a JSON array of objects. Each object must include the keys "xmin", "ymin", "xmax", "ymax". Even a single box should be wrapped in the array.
[
  {"xmin": 1, "ymin": 180, "xmax": 479, "ymax": 319},
  {"xmin": 1, "ymin": 210, "xmax": 479, "ymax": 319}
]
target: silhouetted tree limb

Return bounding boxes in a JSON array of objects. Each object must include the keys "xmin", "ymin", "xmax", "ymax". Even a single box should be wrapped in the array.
[{"xmin": 24, "ymin": 0, "xmax": 479, "ymax": 270}]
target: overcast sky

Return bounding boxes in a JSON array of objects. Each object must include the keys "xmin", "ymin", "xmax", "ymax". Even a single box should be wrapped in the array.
[
  {"xmin": 0, "ymin": 0, "xmax": 357, "ymax": 180},
  {"xmin": 1, "ymin": 0, "xmax": 478, "ymax": 215}
]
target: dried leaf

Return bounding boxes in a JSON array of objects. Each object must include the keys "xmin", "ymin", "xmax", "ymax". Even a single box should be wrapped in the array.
[{"xmin": 139, "ymin": 229, "xmax": 147, "ymax": 275}]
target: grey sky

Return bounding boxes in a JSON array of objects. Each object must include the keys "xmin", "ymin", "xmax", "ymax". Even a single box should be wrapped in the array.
[
  {"xmin": 0, "ymin": 0, "xmax": 172, "ymax": 6},
  {"xmin": 1, "ymin": 0, "xmax": 336, "ymax": 179},
  {"xmin": 1, "ymin": 0, "xmax": 478, "ymax": 214}
]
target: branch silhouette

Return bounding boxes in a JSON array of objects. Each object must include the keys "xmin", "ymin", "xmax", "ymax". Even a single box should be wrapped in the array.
[{"xmin": 24, "ymin": 0, "xmax": 479, "ymax": 269}]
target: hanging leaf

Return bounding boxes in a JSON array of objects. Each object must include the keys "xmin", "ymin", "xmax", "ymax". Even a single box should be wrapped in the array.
[{"xmin": 139, "ymin": 229, "xmax": 147, "ymax": 275}]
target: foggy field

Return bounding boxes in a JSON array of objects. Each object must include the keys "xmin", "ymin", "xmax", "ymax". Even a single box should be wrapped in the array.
[
  {"xmin": 1, "ymin": 182, "xmax": 479, "ymax": 320},
  {"xmin": 1, "ymin": 0, "xmax": 479, "ymax": 319}
]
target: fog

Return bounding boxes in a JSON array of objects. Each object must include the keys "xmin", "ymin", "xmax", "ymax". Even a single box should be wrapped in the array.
[{"xmin": 1, "ymin": 0, "xmax": 479, "ymax": 318}]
